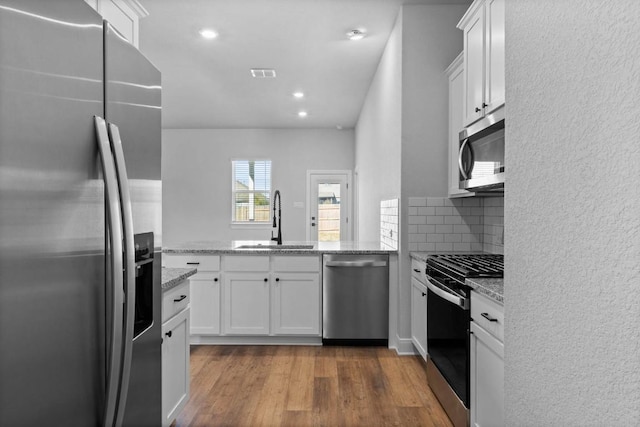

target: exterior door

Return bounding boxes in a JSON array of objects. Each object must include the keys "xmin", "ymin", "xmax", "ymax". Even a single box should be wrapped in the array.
[{"xmin": 307, "ymin": 171, "xmax": 352, "ymax": 242}]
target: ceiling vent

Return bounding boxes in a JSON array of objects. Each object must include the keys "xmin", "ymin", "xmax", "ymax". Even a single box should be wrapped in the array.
[{"xmin": 250, "ymin": 68, "xmax": 276, "ymax": 78}]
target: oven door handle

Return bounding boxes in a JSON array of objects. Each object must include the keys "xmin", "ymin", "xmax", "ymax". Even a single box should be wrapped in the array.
[{"xmin": 426, "ymin": 276, "xmax": 469, "ymax": 310}]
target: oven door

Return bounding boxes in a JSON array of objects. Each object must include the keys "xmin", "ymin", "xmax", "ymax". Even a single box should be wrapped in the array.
[{"xmin": 426, "ymin": 276, "xmax": 470, "ymax": 407}]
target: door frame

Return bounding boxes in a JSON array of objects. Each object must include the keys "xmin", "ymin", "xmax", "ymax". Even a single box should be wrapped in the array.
[{"xmin": 306, "ymin": 170, "xmax": 353, "ymax": 242}]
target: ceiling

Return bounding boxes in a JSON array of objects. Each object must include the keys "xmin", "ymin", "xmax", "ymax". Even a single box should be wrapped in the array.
[{"xmin": 138, "ymin": 0, "xmax": 469, "ymax": 130}]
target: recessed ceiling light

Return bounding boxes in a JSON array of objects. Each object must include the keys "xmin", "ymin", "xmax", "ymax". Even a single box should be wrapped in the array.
[
  {"xmin": 293, "ymin": 91, "xmax": 305, "ymax": 99},
  {"xmin": 346, "ymin": 29, "xmax": 366, "ymax": 41},
  {"xmin": 298, "ymin": 111, "xmax": 308, "ymax": 118},
  {"xmin": 199, "ymin": 28, "xmax": 218, "ymax": 39}
]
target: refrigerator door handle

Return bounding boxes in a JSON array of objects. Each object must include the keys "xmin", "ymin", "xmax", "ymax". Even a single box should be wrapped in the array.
[
  {"xmin": 95, "ymin": 116, "xmax": 125, "ymax": 427},
  {"xmin": 107, "ymin": 123, "xmax": 136, "ymax": 427}
]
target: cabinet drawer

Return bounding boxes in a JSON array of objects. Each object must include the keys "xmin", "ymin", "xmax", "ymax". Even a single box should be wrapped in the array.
[
  {"xmin": 163, "ymin": 280, "xmax": 190, "ymax": 323},
  {"xmin": 471, "ymin": 291, "xmax": 504, "ymax": 343},
  {"xmin": 224, "ymin": 255, "xmax": 269, "ymax": 271},
  {"xmin": 272, "ymin": 256, "xmax": 320, "ymax": 272},
  {"xmin": 164, "ymin": 254, "xmax": 220, "ymax": 271},
  {"xmin": 411, "ymin": 258, "xmax": 427, "ymax": 283}
]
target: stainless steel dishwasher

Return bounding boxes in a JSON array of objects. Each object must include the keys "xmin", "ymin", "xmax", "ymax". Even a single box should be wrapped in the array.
[{"xmin": 322, "ymin": 254, "xmax": 389, "ymax": 345}]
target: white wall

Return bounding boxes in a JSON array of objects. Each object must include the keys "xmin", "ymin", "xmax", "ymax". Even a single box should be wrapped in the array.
[
  {"xmin": 397, "ymin": 4, "xmax": 468, "ymax": 343},
  {"xmin": 355, "ymin": 10, "xmax": 403, "ymax": 243},
  {"xmin": 505, "ymin": 1, "xmax": 640, "ymax": 424},
  {"xmin": 356, "ymin": 4, "xmax": 467, "ymax": 349},
  {"xmin": 162, "ymin": 128, "xmax": 354, "ymax": 246}
]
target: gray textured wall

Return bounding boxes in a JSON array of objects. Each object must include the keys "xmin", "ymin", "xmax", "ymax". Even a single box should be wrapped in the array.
[{"xmin": 505, "ymin": 1, "xmax": 640, "ymax": 424}]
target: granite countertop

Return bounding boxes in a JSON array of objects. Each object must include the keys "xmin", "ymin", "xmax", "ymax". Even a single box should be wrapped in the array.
[
  {"xmin": 466, "ymin": 277, "xmax": 504, "ymax": 304},
  {"xmin": 162, "ymin": 267, "xmax": 197, "ymax": 291},
  {"xmin": 409, "ymin": 252, "xmax": 430, "ymax": 263},
  {"xmin": 164, "ymin": 240, "xmax": 397, "ymax": 255}
]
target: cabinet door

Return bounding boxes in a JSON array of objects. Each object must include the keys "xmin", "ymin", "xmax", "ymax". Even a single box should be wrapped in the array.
[
  {"xmin": 447, "ymin": 53, "xmax": 474, "ymax": 198},
  {"xmin": 190, "ymin": 274, "xmax": 220, "ymax": 335},
  {"xmin": 162, "ymin": 308, "xmax": 190, "ymax": 427},
  {"xmin": 410, "ymin": 277, "xmax": 428, "ymax": 360},
  {"xmin": 470, "ymin": 321, "xmax": 504, "ymax": 427},
  {"xmin": 484, "ymin": 0, "xmax": 505, "ymax": 115},
  {"xmin": 223, "ymin": 273, "xmax": 270, "ymax": 335},
  {"xmin": 462, "ymin": 4, "xmax": 485, "ymax": 126},
  {"xmin": 271, "ymin": 273, "xmax": 320, "ymax": 336}
]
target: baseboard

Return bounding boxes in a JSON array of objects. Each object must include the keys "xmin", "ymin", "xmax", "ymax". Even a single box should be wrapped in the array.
[
  {"xmin": 190, "ymin": 336, "xmax": 322, "ymax": 346},
  {"xmin": 390, "ymin": 335, "xmax": 418, "ymax": 355}
]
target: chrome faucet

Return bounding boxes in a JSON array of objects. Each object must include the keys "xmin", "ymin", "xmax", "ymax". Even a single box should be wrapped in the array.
[{"xmin": 271, "ymin": 190, "xmax": 282, "ymax": 245}]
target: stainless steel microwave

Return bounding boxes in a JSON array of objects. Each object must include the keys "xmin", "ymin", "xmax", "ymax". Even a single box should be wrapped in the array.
[{"xmin": 458, "ymin": 107, "xmax": 505, "ymax": 192}]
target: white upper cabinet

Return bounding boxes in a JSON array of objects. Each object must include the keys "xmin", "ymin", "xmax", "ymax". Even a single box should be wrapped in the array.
[
  {"xmin": 84, "ymin": 0, "xmax": 148, "ymax": 48},
  {"xmin": 458, "ymin": 0, "xmax": 505, "ymax": 127},
  {"xmin": 446, "ymin": 53, "xmax": 475, "ymax": 198}
]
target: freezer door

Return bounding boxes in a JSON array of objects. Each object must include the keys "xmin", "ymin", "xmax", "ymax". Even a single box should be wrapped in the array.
[
  {"xmin": 104, "ymin": 23, "xmax": 163, "ymax": 427},
  {"xmin": 0, "ymin": 1, "xmax": 106, "ymax": 425}
]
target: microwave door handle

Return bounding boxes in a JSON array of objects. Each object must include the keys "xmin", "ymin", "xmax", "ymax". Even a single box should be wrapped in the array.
[
  {"xmin": 458, "ymin": 138, "xmax": 470, "ymax": 180},
  {"xmin": 95, "ymin": 116, "xmax": 124, "ymax": 427},
  {"xmin": 425, "ymin": 276, "xmax": 469, "ymax": 310},
  {"xmin": 107, "ymin": 123, "xmax": 136, "ymax": 427}
]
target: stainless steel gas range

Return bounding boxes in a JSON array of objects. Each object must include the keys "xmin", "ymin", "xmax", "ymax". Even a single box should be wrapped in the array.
[{"xmin": 424, "ymin": 253, "xmax": 503, "ymax": 427}]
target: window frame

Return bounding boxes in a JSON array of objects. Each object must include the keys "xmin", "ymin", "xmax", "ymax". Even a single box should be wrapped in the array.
[{"xmin": 230, "ymin": 158, "xmax": 273, "ymax": 227}]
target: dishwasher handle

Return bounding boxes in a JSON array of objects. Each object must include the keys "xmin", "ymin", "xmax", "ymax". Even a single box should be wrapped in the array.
[{"xmin": 325, "ymin": 260, "xmax": 388, "ymax": 268}]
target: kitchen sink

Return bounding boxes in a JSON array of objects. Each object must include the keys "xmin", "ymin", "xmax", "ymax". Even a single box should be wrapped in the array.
[{"xmin": 235, "ymin": 244, "xmax": 315, "ymax": 250}]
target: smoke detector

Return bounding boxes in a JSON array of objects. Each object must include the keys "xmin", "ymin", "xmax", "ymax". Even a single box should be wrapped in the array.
[{"xmin": 346, "ymin": 29, "xmax": 366, "ymax": 41}]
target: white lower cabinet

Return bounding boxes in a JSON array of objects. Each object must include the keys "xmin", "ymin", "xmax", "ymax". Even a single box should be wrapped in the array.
[
  {"xmin": 189, "ymin": 273, "xmax": 220, "ymax": 335},
  {"xmin": 410, "ymin": 277, "xmax": 428, "ymax": 359},
  {"xmin": 222, "ymin": 255, "xmax": 321, "ymax": 337},
  {"xmin": 272, "ymin": 272, "xmax": 320, "ymax": 335},
  {"xmin": 223, "ymin": 272, "xmax": 271, "ymax": 335},
  {"xmin": 410, "ymin": 258, "xmax": 428, "ymax": 360},
  {"xmin": 163, "ymin": 255, "xmax": 221, "ymax": 337},
  {"xmin": 161, "ymin": 281, "xmax": 190, "ymax": 427},
  {"xmin": 165, "ymin": 254, "xmax": 322, "ymax": 340},
  {"xmin": 470, "ymin": 291, "xmax": 504, "ymax": 427}
]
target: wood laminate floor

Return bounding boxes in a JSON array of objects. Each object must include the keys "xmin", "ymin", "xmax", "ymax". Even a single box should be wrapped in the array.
[{"xmin": 174, "ymin": 345, "xmax": 453, "ymax": 427}]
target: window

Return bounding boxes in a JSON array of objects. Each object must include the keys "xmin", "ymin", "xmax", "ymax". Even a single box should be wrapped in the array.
[{"xmin": 232, "ymin": 160, "xmax": 272, "ymax": 223}]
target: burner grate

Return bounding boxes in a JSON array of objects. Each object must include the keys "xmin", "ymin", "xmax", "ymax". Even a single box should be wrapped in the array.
[{"xmin": 427, "ymin": 254, "xmax": 504, "ymax": 282}]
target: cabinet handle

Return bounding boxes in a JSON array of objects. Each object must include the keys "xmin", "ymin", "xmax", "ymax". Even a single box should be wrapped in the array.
[
  {"xmin": 475, "ymin": 107, "xmax": 481, "ymax": 113},
  {"xmin": 482, "ymin": 102, "xmax": 488, "ymax": 108},
  {"xmin": 413, "ymin": 268, "xmax": 420, "ymax": 273},
  {"xmin": 264, "ymin": 278, "xmax": 268, "ymax": 282},
  {"xmin": 275, "ymin": 277, "xmax": 280, "ymax": 282},
  {"xmin": 481, "ymin": 312, "xmax": 499, "ymax": 322},
  {"xmin": 214, "ymin": 277, "xmax": 218, "ymax": 282},
  {"xmin": 173, "ymin": 295, "xmax": 187, "ymax": 303},
  {"xmin": 421, "ymin": 292, "xmax": 426, "ymax": 297},
  {"xmin": 186, "ymin": 262, "xmax": 200, "ymax": 265},
  {"xmin": 165, "ymin": 331, "xmax": 172, "ymax": 338}
]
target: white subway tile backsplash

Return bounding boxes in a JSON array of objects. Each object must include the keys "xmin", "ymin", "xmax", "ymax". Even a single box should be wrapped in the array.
[
  {"xmin": 408, "ymin": 197, "xmax": 427, "ymax": 207},
  {"xmin": 426, "ymin": 216, "xmax": 444, "ymax": 225},
  {"xmin": 418, "ymin": 207, "xmax": 436, "ymax": 216},
  {"xmin": 435, "ymin": 242, "xmax": 454, "ymax": 251},
  {"xmin": 426, "ymin": 234, "xmax": 444, "ymax": 243},
  {"xmin": 409, "ymin": 216, "xmax": 427, "ymax": 225},
  {"xmin": 380, "ymin": 198, "xmax": 399, "ymax": 250},
  {"xmin": 406, "ymin": 196, "xmax": 504, "ymax": 254},
  {"xmin": 418, "ymin": 224, "xmax": 436, "ymax": 234}
]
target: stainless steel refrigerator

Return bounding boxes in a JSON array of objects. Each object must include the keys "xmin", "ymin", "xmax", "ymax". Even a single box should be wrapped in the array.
[{"xmin": 0, "ymin": 1, "xmax": 162, "ymax": 425}]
